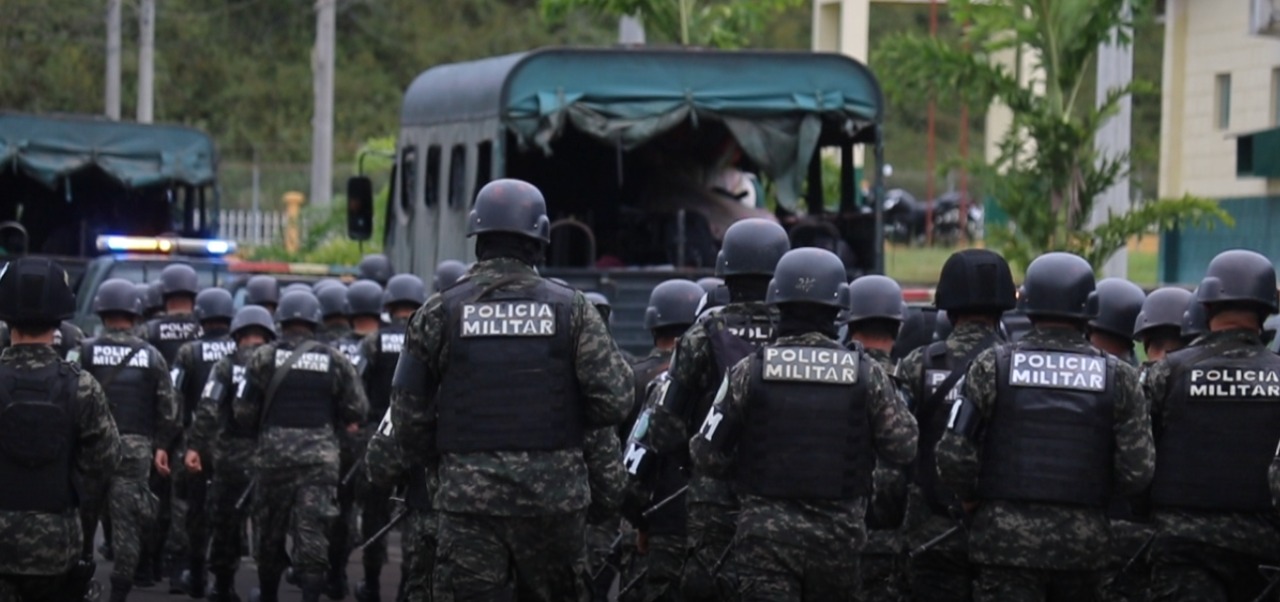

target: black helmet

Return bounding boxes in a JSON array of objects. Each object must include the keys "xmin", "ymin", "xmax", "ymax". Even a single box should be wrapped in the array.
[
  {"xmin": 1195, "ymin": 249, "xmax": 1278, "ymax": 312},
  {"xmin": 1133, "ymin": 287, "xmax": 1194, "ymax": 341},
  {"xmin": 159, "ymin": 263, "xmax": 199, "ymax": 298},
  {"xmin": 94, "ymin": 278, "xmax": 142, "ymax": 316},
  {"xmin": 245, "ymin": 275, "xmax": 280, "ymax": 307},
  {"xmin": 276, "ymin": 290, "xmax": 322, "ymax": 326},
  {"xmin": 933, "ymin": 310, "xmax": 953, "ymax": 342},
  {"xmin": 715, "ymin": 218, "xmax": 790, "ymax": 278},
  {"xmin": 134, "ymin": 283, "xmax": 156, "ymax": 314},
  {"xmin": 194, "ymin": 288, "xmax": 235, "ymax": 323},
  {"xmin": 312, "ymin": 278, "xmax": 344, "ymax": 294},
  {"xmin": 433, "ymin": 260, "xmax": 468, "ymax": 292},
  {"xmin": 0, "ymin": 258, "xmax": 75, "ymax": 324},
  {"xmin": 585, "ymin": 292, "xmax": 610, "ymax": 310},
  {"xmin": 385, "ymin": 274, "xmax": 427, "ymax": 307},
  {"xmin": 766, "ymin": 248, "xmax": 850, "ymax": 308},
  {"xmin": 230, "ymin": 305, "xmax": 277, "ymax": 341},
  {"xmin": 644, "ymin": 279, "xmax": 704, "ymax": 330},
  {"xmin": 1182, "ymin": 287, "xmax": 1209, "ymax": 339},
  {"xmin": 696, "ymin": 277, "xmax": 724, "ymax": 294},
  {"xmin": 467, "ymin": 179, "xmax": 551, "ymax": 243},
  {"xmin": 1022, "ymin": 252, "xmax": 1096, "ymax": 320},
  {"xmin": 1085, "ymin": 278, "xmax": 1147, "ymax": 339},
  {"xmin": 358, "ymin": 254, "xmax": 393, "ymax": 285},
  {"xmin": 282, "ymin": 283, "xmax": 312, "ymax": 297},
  {"xmin": 935, "ymin": 249, "xmax": 1017, "ymax": 313},
  {"xmin": 844, "ymin": 275, "xmax": 905, "ymax": 323},
  {"xmin": 346, "ymin": 280, "xmax": 384, "ymax": 317},
  {"xmin": 316, "ymin": 284, "xmax": 349, "ymax": 318}
]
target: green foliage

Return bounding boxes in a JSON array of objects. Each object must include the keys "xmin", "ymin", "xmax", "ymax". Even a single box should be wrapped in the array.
[
  {"xmin": 877, "ymin": 0, "xmax": 1229, "ymax": 271},
  {"xmin": 539, "ymin": 0, "xmax": 803, "ymax": 47}
]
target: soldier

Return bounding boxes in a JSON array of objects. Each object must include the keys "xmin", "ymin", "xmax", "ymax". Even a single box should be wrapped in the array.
[
  {"xmin": 80, "ymin": 278, "xmax": 180, "ymax": 601},
  {"xmin": 689, "ymin": 247, "xmax": 918, "ymax": 597},
  {"xmin": 0, "ymin": 319, "xmax": 85, "ymax": 359},
  {"xmin": 937, "ymin": 252, "xmax": 1154, "ymax": 600},
  {"xmin": 363, "ymin": 409, "xmax": 436, "ymax": 602},
  {"xmin": 894, "ymin": 248, "xmax": 1016, "ymax": 602},
  {"xmin": 645, "ymin": 217, "xmax": 788, "ymax": 601},
  {"xmin": 843, "ymin": 274, "xmax": 911, "ymax": 601},
  {"xmin": 138, "ymin": 282, "xmax": 165, "ymax": 322},
  {"xmin": 359, "ymin": 254, "xmax": 393, "ymax": 287},
  {"xmin": 171, "ymin": 287, "xmax": 237, "ymax": 596},
  {"xmin": 626, "ymin": 279, "xmax": 705, "ymax": 437},
  {"xmin": 185, "ymin": 305, "xmax": 277, "ymax": 602},
  {"xmin": 317, "ymin": 283, "xmax": 354, "ymax": 346},
  {"xmin": 0, "ymin": 258, "xmax": 120, "ymax": 602},
  {"xmin": 232, "ymin": 290, "xmax": 366, "ymax": 602},
  {"xmin": 1143, "ymin": 249, "xmax": 1280, "ymax": 601},
  {"xmin": 1086, "ymin": 278, "xmax": 1147, "ymax": 364},
  {"xmin": 313, "ymin": 278, "xmax": 344, "ymax": 294},
  {"xmin": 244, "ymin": 276, "xmax": 281, "ymax": 314},
  {"xmin": 353, "ymin": 273, "xmax": 426, "ymax": 602},
  {"xmin": 1132, "ymin": 287, "xmax": 1196, "ymax": 363},
  {"xmin": 433, "ymin": 260, "xmax": 468, "ymax": 292},
  {"xmin": 388, "ymin": 178, "xmax": 633, "ymax": 600},
  {"xmin": 695, "ymin": 277, "xmax": 729, "ymax": 318}
]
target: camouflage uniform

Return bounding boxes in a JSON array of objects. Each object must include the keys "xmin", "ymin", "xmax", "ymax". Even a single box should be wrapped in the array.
[
  {"xmin": 354, "ymin": 321, "xmax": 399, "ymax": 592},
  {"xmin": 1144, "ymin": 330, "xmax": 1280, "ymax": 601},
  {"xmin": 389, "ymin": 258, "xmax": 633, "ymax": 602},
  {"xmin": 364, "ymin": 410, "xmax": 436, "ymax": 602},
  {"xmin": 861, "ymin": 347, "xmax": 910, "ymax": 602},
  {"xmin": 232, "ymin": 332, "xmax": 367, "ymax": 592},
  {"xmin": 622, "ymin": 371, "xmax": 686, "ymax": 602},
  {"xmin": 894, "ymin": 320, "xmax": 1001, "ymax": 601},
  {"xmin": 1101, "ymin": 362, "xmax": 1159, "ymax": 602},
  {"xmin": 78, "ymin": 327, "xmax": 179, "ymax": 587},
  {"xmin": 0, "ymin": 345, "xmax": 120, "ymax": 601},
  {"xmin": 187, "ymin": 345, "xmax": 260, "ymax": 586},
  {"xmin": 936, "ymin": 326, "xmax": 1155, "ymax": 601},
  {"xmin": 645, "ymin": 302, "xmax": 778, "ymax": 601},
  {"xmin": 690, "ymin": 332, "xmax": 919, "ymax": 599}
]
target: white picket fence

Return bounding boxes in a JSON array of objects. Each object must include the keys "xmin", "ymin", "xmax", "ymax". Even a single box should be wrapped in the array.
[{"xmin": 217, "ymin": 210, "xmax": 300, "ymax": 247}]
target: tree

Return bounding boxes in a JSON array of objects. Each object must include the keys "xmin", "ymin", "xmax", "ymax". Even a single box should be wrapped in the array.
[
  {"xmin": 877, "ymin": 0, "xmax": 1231, "ymax": 272},
  {"xmin": 539, "ymin": 0, "xmax": 803, "ymax": 48}
]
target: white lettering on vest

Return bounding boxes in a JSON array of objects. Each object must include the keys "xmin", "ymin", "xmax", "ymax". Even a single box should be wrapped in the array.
[
  {"xmin": 1009, "ymin": 351, "xmax": 1106, "ymax": 391},
  {"xmin": 337, "ymin": 342, "xmax": 362, "ymax": 366},
  {"xmin": 202, "ymin": 341, "xmax": 235, "ymax": 362},
  {"xmin": 926, "ymin": 369, "xmax": 961, "ymax": 401},
  {"xmin": 91, "ymin": 345, "xmax": 151, "ymax": 368},
  {"xmin": 274, "ymin": 349, "xmax": 331, "ymax": 372},
  {"xmin": 231, "ymin": 365, "xmax": 246, "ymax": 388},
  {"xmin": 623, "ymin": 441, "xmax": 647, "ymax": 475},
  {"xmin": 381, "ymin": 333, "xmax": 404, "ymax": 354},
  {"xmin": 159, "ymin": 322, "xmax": 200, "ymax": 341},
  {"xmin": 460, "ymin": 302, "xmax": 556, "ymax": 337},
  {"xmin": 727, "ymin": 325, "xmax": 773, "ymax": 343},
  {"xmin": 1188, "ymin": 368, "xmax": 1280, "ymax": 399},
  {"xmin": 762, "ymin": 346, "xmax": 859, "ymax": 384}
]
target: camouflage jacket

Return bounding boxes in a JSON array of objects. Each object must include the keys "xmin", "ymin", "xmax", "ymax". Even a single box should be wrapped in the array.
[
  {"xmin": 864, "ymin": 347, "xmax": 910, "ymax": 552},
  {"xmin": 188, "ymin": 345, "xmax": 259, "ymax": 471},
  {"xmin": 647, "ymin": 301, "xmax": 778, "ymax": 507},
  {"xmin": 1145, "ymin": 329, "xmax": 1280, "ymax": 559},
  {"xmin": 0, "ymin": 321, "xmax": 84, "ymax": 360},
  {"xmin": 389, "ymin": 258, "xmax": 633, "ymax": 516},
  {"xmin": 690, "ymin": 332, "xmax": 918, "ymax": 549},
  {"xmin": 171, "ymin": 330, "xmax": 233, "ymax": 437},
  {"xmin": 233, "ymin": 332, "xmax": 367, "ymax": 472},
  {"xmin": 937, "ymin": 326, "xmax": 1154, "ymax": 569},
  {"xmin": 624, "ymin": 346, "xmax": 674, "ymax": 440},
  {"xmin": 80, "ymin": 327, "xmax": 180, "ymax": 462},
  {"xmin": 0, "ymin": 344, "xmax": 120, "ymax": 575}
]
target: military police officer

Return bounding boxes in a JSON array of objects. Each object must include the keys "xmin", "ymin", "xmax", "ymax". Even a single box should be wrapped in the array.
[
  {"xmin": 1143, "ymin": 249, "xmax": 1280, "ymax": 601},
  {"xmin": 244, "ymin": 276, "xmax": 281, "ymax": 314},
  {"xmin": 433, "ymin": 260, "xmax": 468, "ymax": 293},
  {"xmin": 1132, "ymin": 287, "xmax": 1196, "ymax": 363},
  {"xmin": 689, "ymin": 247, "xmax": 918, "ymax": 597},
  {"xmin": 0, "ymin": 258, "xmax": 120, "ymax": 602},
  {"xmin": 359, "ymin": 254, "xmax": 393, "ymax": 287},
  {"xmin": 894, "ymin": 248, "xmax": 1016, "ymax": 602},
  {"xmin": 1086, "ymin": 278, "xmax": 1148, "ymax": 364},
  {"xmin": 363, "ymin": 408, "xmax": 436, "ymax": 602},
  {"xmin": 937, "ymin": 252, "xmax": 1155, "ymax": 600},
  {"xmin": 388, "ymin": 178, "xmax": 633, "ymax": 600},
  {"xmin": 0, "ymin": 318, "xmax": 85, "ymax": 359},
  {"xmin": 80, "ymin": 278, "xmax": 180, "ymax": 601}
]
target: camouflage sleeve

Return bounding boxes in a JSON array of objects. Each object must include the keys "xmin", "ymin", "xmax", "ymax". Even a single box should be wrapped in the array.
[
  {"xmin": 151, "ymin": 346, "xmax": 181, "ymax": 448},
  {"xmin": 1111, "ymin": 362, "xmax": 1155, "ymax": 496},
  {"xmin": 894, "ymin": 346, "xmax": 926, "ymax": 409},
  {"xmin": 647, "ymin": 324, "xmax": 709, "ymax": 455},
  {"xmin": 233, "ymin": 345, "xmax": 274, "ymax": 431},
  {"xmin": 188, "ymin": 357, "xmax": 230, "ymax": 456},
  {"xmin": 572, "ymin": 293, "xmax": 633, "ymax": 428},
  {"xmin": 583, "ymin": 427, "xmax": 626, "ymax": 522},
  {"xmin": 331, "ymin": 347, "xmax": 369, "ymax": 426},
  {"xmin": 365, "ymin": 410, "xmax": 408, "ymax": 490},
  {"xmin": 865, "ymin": 358, "xmax": 918, "ymax": 467},
  {"xmin": 935, "ymin": 349, "xmax": 997, "ymax": 501},
  {"xmin": 1142, "ymin": 357, "xmax": 1173, "ymax": 429},
  {"xmin": 390, "ymin": 297, "xmax": 445, "ymax": 468},
  {"xmin": 171, "ymin": 343, "xmax": 194, "ymax": 421},
  {"xmin": 75, "ymin": 371, "xmax": 121, "ymax": 476},
  {"xmin": 689, "ymin": 358, "xmax": 750, "ymax": 480},
  {"xmin": 359, "ymin": 332, "xmax": 378, "ymax": 393}
]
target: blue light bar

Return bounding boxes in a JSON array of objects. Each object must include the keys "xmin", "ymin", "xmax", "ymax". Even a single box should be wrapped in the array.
[{"xmin": 205, "ymin": 240, "xmax": 231, "ymax": 255}]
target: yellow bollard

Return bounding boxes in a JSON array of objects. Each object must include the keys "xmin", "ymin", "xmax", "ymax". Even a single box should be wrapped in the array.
[{"xmin": 283, "ymin": 191, "xmax": 305, "ymax": 253}]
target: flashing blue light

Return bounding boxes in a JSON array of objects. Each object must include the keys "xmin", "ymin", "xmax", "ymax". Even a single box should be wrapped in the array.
[
  {"xmin": 105, "ymin": 236, "xmax": 128, "ymax": 251},
  {"xmin": 206, "ymin": 240, "xmax": 231, "ymax": 255}
]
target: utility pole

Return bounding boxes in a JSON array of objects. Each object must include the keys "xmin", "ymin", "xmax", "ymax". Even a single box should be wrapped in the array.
[
  {"xmin": 105, "ymin": 0, "xmax": 121, "ymax": 120},
  {"xmin": 137, "ymin": 0, "xmax": 155, "ymax": 123},
  {"xmin": 310, "ymin": 0, "xmax": 336, "ymax": 208}
]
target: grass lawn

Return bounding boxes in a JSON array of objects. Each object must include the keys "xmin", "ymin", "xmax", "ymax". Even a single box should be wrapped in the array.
[{"xmin": 885, "ymin": 237, "xmax": 1161, "ymax": 286}]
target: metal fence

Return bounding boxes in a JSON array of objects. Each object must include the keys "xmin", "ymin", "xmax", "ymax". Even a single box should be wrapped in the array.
[{"xmin": 217, "ymin": 209, "xmax": 298, "ymax": 247}]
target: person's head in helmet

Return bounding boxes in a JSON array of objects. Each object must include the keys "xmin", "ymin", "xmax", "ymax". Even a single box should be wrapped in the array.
[
  {"xmin": 316, "ymin": 283, "xmax": 350, "ymax": 330},
  {"xmin": 159, "ymin": 263, "xmax": 200, "ymax": 315},
  {"xmin": 717, "ymin": 218, "xmax": 790, "ymax": 304},
  {"xmin": 230, "ymin": 305, "xmax": 277, "ymax": 350},
  {"xmin": 94, "ymin": 278, "xmax": 143, "ymax": 331},
  {"xmin": 384, "ymin": 274, "xmax": 427, "ymax": 321},
  {"xmin": 645, "ymin": 280, "xmax": 703, "ymax": 350},
  {"xmin": 1133, "ymin": 287, "xmax": 1194, "ymax": 362},
  {"xmin": 275, "ymin": 290, "xmax": 323, "ymax": 336},
  {"xmin": 194, "ymin": 288, "xmax": 236, "ymax": 336},
  {"xmin": 1194, "ymin": 249, "xmax": 1278, "ymax": 335},
  {"xmin": 136, "ymin": 281, "xmax": 164, "ymax": 319},
  {"xmin": 934, "ymin": 249, "xmax": 1016, "ymax": 332},
  {"xmin": 585, "ymin": 292, "xmax": 612, "ymax": 325},
  {"xmin": 766, "ymin": 248, "xmax": 850, "ymax": 340},
  {"xmin": 0, "ymin": 258, "xmax": 76, "ymax": 343},
  {"xmin": 1020, "ymin": 252, "xmax": 1096, "ymax": 331},
  {"xmin": 1085, "ymin": 278, "xmax": 1147, "ymax": 361},
  {"xmin": 433, "ymin": 260, "xmax": 468, "ymax": 292},
  {"xmin": 468, "ymin": 179, "xmax": 551, "ymax": 268},
  {"xmin": 346, "ymin": 280, "xmax": 384, "ymax": 335},
  {"xmin": 245, "ymin": 275, "xmax": 281, "ymax": 314},
  {"xmin": 843, "ymin": 275, "xmax": 905, "ymax": 354},
  {"xmin": 358, "ymin": 254, "xmax": 393, "ymax": 286}
]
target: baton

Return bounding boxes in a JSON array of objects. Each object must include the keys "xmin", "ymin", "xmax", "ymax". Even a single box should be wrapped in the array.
[
  {"xmin": 908, "ymin": 525, "xmax": 962, "ymax": 558},
  {"xmin": 641, "ymin": 485, "xmax": 688, "ymax": 519},
  {"xmin": 589, "ymin": 532, "xmax": 627, "ymax": 581},
  {"xmin": 341, "ymin": 456, "xmax": 365, "ymax": 487},
  {"xmin": 618, "ymin": 567, "xmax": 648, "ymax": 597},
  {"xmin": 356, "ymin": 507, "xmax": 408, "ymax": 550},
  {"xmin": 234, "ymin": 478, "xmax": 257, "ymax": 511}
]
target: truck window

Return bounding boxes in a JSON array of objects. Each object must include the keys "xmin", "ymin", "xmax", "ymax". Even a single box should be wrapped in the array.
[
  {"xmin": 399, "ymin": 146, "xmax": 417, "ymax": 219},
  {"xmin": 424, "ymin": 146, "xmax": 441, "ymax": 208},
  {"xmin": 475, "ymin": 141, "xmax": 493, "ymax": 203},
  {"xmin": 448, "ymin": 144, "xmax": 467, "ymax": 208}
]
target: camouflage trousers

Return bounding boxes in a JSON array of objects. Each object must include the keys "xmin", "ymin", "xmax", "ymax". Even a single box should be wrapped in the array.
[
  {"xmin": 973, "ymin": 564, "xmax": 1102, "ymax": 602},
  {"xmin": 860, "ymin": 552, "xmax": 907, "ymax": 601},
  {"xmin": 207, "ymin": 460, "xmax": 253, "ymax": 575},
  {"xmin": 905, "ymin": 511, "xmax": 974, "ymax": 602},
  {"xmin": 681, "ymin": 502, "xmax": 737, "ymax": 602},
  {"xmin": 1100, "ymin": 520, "xmax": 1155, "ymax": 602},
  {"xmin": 328, "ymin": 431, "xmax": 360, "ymax": 581},
  {"xmin": 629, "ymin": 533, "xmax": 684, "ymax": 602},
  {"xmin": 108, "ymin": 474, "xmax": 159, "ymax": 582},
  {"xmin": 433, "ymin": 510, "xmax": 590, "ymax": 602},
  {"xmin": 399, "ymin": 509, "xmax": 438, "ymax": 602},
  {"xmin": 1149, "ymin": 535, "xmax": 1276, "ymax": 602},
  {"xmin": 167, "ymin": 460, "xmax": 193, "ymax": 563},
  {"xmin": 729, "ymin": 531, "xmax": 860, "ymax": 601},
  {"xmin": 0, "ymin": 573, "xmax": 73, "ymax": 602},
  {"xmin": 253, "ymin": 463, "xmax": 338, "ymax": 578},
  {"xmin": 357, "ymin": 474, "xmax": 394, "ymax": 575}
]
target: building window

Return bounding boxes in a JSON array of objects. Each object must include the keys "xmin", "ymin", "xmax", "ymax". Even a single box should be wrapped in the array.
[{"xmin": 1216, "ymin": 73, "xmax": 1231, "ymax": 130}]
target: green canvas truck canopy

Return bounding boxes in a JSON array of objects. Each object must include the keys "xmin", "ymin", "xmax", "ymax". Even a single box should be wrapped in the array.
[
  {"xmin": 0, "ymin": 112, "xmax": 217, "ymax": 189},
  {"xmin": 400, "ymin": 47, "xmax": 884, "ymax": 207}
]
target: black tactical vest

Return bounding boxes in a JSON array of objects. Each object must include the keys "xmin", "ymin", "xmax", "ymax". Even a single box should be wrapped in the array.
[
  {"xmin": 978, "ymin": 344, "xmax": 1115, "ymax": 507},
  {"xmin": 220, "ymin": 350, "xmax": 256, "ymax": 439},
  {"xmin": 692, "ymin": 309, "xmax": 775, "ymax": 437},
  {"xmin": 183, "ymin": 333, "xmax": 234, "ymax": 427},
  {"xmin": 82, "ymin": 338, "xmax": 159, "ymax": 437},
  {"xmin": 625, "ymin": 351, "xmax": 671, "ymax": 439},
  {"xmin": 435, "ymin": 278, "xmax": 584, "ymax": 453},
  {"xmin": 329, "ymin": 333, "xmax": 364, "ymax": 373},
  {"xmin": 263, "ymin": 340, "xmax": 338, "ymax": 429},
  {"xmin": 366, "ymin": 323, "xmax": 406, "ymax": 422},
  {"xmin": 147, "ymin": 315, "xmax": 202, "ymax": 366},
  {"xmin": 736, "ymin": 345, "xmax": 873, "ymax": 500},
  {"xmin": 914, "ymin": 340, "xmax": 973, "ymax": 513},
  {"xmin": 0, "ymin": 362, "xmax": 80, "ymax": 512},
  {"xmin": 1151, "ymin": 346, "xmax": 1280, "ymax": 512}
]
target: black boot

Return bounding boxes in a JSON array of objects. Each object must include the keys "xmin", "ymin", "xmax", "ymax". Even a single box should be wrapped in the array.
[
  {"xmin": 210, "ymin": 572, "xmax": 240, "ymax": 602},
  {"xmin": 169, "ymin": 556, "xmax": 186, "ymax": 594},
  {"xmin": 182, "ymin": 566, "xmax": 208, "ymax": 599},
  {"xmin": 250, "ymin": 570, "xmax": 281, "ymax": 602},
  {"xmin": 109, "ymin": 576, "xmax": 132, "ymax": 602},
  {"xmin": 324, "ymin": 567, "xmax": 349, "ymax": 600},
  {"xmin": 353, "ymin": 580, "xmax": 379, "ymax": 602},
  {"xmin": 298, "ymin": 573, "xmax": 325, "ymax": 602},
  {"xmin": 132, "ymin": 562, "xmax": 155, "ymax": 588}
]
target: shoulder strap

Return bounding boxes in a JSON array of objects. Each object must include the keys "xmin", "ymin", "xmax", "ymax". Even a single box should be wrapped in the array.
[
  {"xmin": 259, "ymin": 340, "xmax": 321, "ymax": 426},
  {"xmin": 98, "ymin": 340, "xmax": 148, "ymax": 389},
  {"xmin": 918, "ymin": 335, "xmax": 995, "ymax": 417}
]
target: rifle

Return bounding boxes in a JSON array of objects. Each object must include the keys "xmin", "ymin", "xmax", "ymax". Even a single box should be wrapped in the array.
[
  {"xmin": 908, "ymin": 525, "xmax": 962, "ymax": 559},
  {"xmin": 341, "ymin": 455, "xmax": 365, "ymax": 487},
  {"xmin": 641, "ymin": 485, "xmax": 688, "ymax": 519},
  {"xmin": 234, "ymin": 478, "xmax": 257, "ymax": 511},
  {"xmin": 589, "ymin": 531, "xmax": 627, "ymax": 582},
  {"xmin": 1101, "ymin": 530, "xmax": 1156, "ymax": 594},
  {"xmin": 617, "ymin": 567, "xmax": 648, "ymax": 598},
  {"xmin": 1254, "ymin": 565, "xmax": 1280, "ymax": 602},
  {"xmin": 357, "ymin": 507, "xmax": 409, "ymax": 550}
]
